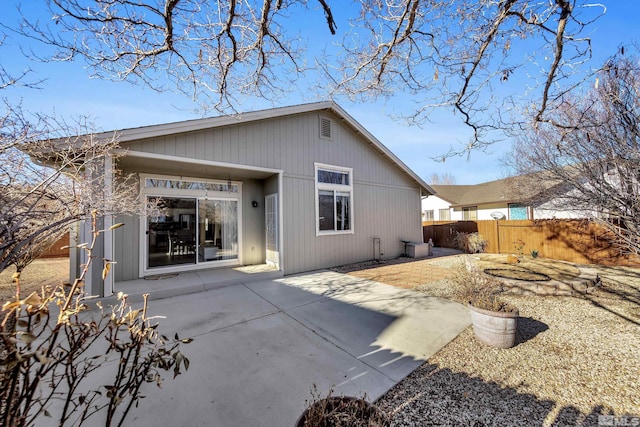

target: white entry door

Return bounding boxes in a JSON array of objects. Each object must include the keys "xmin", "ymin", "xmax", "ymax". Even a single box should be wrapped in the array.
[{"xmin": 265, "ymin": 194, "xmax": 279, "ymax": 267}]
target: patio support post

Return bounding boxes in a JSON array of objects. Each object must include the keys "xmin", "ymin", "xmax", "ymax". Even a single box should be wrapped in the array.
[{"xmin": 102, "ymin": 154, "xmax": 114, "ymax": 297}]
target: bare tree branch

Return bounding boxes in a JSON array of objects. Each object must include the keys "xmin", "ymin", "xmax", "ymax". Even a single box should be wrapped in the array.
[
  {"xmin": 508, "ymin": 53, "xmax": 640, "ymax": 255},
  {"xmin": 7, "ymin": 1, "xmax": 606, "ymax": 155}
]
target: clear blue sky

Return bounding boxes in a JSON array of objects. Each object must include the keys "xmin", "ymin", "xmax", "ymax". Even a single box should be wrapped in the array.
[{"xmin": 2, "ymin": 1, "xmax": 639, "ymax": 184}]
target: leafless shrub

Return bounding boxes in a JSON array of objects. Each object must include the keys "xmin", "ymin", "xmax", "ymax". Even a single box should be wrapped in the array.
[
  {"xmin": 453, "ymin": 232, "xmax": 488, "ymax": 254},
  {"xmin": 0, "ymin": 212, "xmax": 192, "ymax": 427},
  {"xmin": 299, "ymin": 385, "xmax": 389, "ymax": 427},
  {"xmin": 0, "ymin": 102, "xmax": 141, "ymax": 274},
  {"xmin": 450, "ymin": 258, "xmax": 514, "ymax": 313}
]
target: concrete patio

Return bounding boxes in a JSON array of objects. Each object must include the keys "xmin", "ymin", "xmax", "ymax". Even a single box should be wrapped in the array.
[{"xmin": 88, "ymin": 269, "xmax": 471, "ymax": 427}]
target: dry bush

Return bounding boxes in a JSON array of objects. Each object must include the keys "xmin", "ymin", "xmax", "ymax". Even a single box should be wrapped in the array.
[
  {"xmin": 299, "ymin": 386, "xmax": 389, "ymax": 427},
  {"xmin": 453, "ymin": 232, "xmax": 488, "ymax": 254},
  {"xmin": 0, "ymin": 212, "xmax": 192, "ymax": 427},
  {"xmin": 450, "ymin": 258, "xmax": 515, "ymax": 313}
]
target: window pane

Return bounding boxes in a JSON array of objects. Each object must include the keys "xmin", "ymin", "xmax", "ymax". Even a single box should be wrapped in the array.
[
  {"xmin": 145, "ymin": 178, "xmax": 238, "ymax": 193},
  {"xmin": 336, "ymin": 192, "xmax": 350, "ymax": 231},
  {"xmin": 198, "ymin": 200, "xmax": 238, "ymax": 262},
  {"xmin": 318, "ymin": 190, "xmax": 335, "ymax": 231},
  {"xmin": 423, "ymin": 210, "xmax": 434, "ymax": 221},
  {"xmin": 317, "ymin": 169, "xmax": 349, "ymax": 185},
  {"xmin": 463, "ymin": 207, "xmax": 477, "ymax": 220},
  {"xmin": 147, "ymin": 197, "xmax": 196, "ymax": 268},
  {"xmin": 439, "ymin": 209, "xmax": 450, "ymax": 220},
  {"xmin": 509, "ymin": 204, "xmax": 528, "ymax": 220}
]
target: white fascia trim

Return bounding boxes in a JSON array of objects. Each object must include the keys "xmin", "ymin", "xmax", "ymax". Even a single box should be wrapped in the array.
[{"xmin": 122, "ymin": 150, "xmax": 284, "ymax": 175}]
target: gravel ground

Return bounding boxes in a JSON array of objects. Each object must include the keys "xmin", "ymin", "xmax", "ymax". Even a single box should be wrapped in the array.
[{"xmin": 373, "ymin": 256, "xmax": 640, "ymax": 426}]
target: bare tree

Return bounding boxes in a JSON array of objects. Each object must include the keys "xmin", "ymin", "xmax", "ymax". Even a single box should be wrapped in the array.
[
  {"xmin": 12, "ymin": 0, "xmax": 604, "ymax": 150},
  {"xmin": 509, "ymin": 54, "xmax": 640, "ymax": 255},
  {"xmin": 429, "ymin": 172, "xmax": 457, "ymax": 185},
  {"xmin": 0, "ymin": 103, "xmax": 140, "ymax": 274}
]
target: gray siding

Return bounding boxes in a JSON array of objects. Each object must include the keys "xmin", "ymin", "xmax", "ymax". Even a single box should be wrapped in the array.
[
  {"xmin": 113, "ymin": 214, "xmax": 139, "ymax": 282},
  {"xmin": 127, "ymin": 111, "xmax": 414, "ymax": 188},
  {"xmin": 282, "ymin": 176, "xmax": 420, "ymax": 274},
  {"xmin": 118, "ymin": 110, "xmax": 422, "ymax": 278},
  {"xmin": 241, "ymin": 179, "xmax": 266, "ymax": 265}
]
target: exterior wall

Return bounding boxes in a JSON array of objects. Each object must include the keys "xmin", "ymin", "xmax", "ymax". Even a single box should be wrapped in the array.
[
  {"xmin": 117, "ymin": 110, "xmax": 422, "ymax": 279},
  {"xmin": 421, "ymin": 195, "xmax": 451, "ymax": 221},
  {"xmin": 113, "ymin": 214, "xmax": 140, "ymax": 282},
  {"xmin": 451, "ymin": 204, "xmax": 520, "ymax": 221},
  {"xmin": 241, "ymin": 179, "xmax": 266, "ymax": 266},
  {"xmin": 283, "ymin": 176, "xmax": 421, "ymax": 275},
  {"xmin": 477, "ymin": 203, "xmax": 509, "ymax": 220},
  {"xmin": 126, "ymin": 111, "xmax": 413, "ymax": 188},
  {"xmin": 533, "ymin": 199, "xmax": 592, "ymax": 219}
]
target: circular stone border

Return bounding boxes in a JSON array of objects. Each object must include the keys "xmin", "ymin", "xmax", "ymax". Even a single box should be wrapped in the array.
[{"xmin": 484, "ymin": 268, "xmax": 552, "ymax": 282}]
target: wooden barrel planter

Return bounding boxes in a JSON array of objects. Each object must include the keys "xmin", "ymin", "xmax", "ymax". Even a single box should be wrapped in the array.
[{"xmin": 468, "ymin": 304, "xmax": 519, "ymax": 349}]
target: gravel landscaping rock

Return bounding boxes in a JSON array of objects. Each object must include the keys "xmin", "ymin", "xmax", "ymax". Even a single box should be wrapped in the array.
[{"xmin": 341, "ymin": 254, "xmax": 640, "ymax": 427}]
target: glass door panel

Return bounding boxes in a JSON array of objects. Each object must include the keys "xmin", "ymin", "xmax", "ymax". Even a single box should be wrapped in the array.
[
  {"xmin": 198, "ymin": 199, "xmax": 238, "ymax": 262},
  {"xmin": 147, "ymin": 197, "xmax": 197, "ymax": 268}
]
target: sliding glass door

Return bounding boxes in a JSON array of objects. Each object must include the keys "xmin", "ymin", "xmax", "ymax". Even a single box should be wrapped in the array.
[
  {"xmin": 197, "ymin": 199, "xmax": 238, "ymax": 262},
  {"xmin": 147, "ymin": 197, "xmax": 197, "ymax": 268},
  {"xmin": 143, "ymin": 175, "xmax": 242, "ymax": 274}
]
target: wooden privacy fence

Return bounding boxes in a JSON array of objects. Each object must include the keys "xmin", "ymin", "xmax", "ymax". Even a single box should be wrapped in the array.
[
  {"xmin": 423, "ymin": 220, "xmax": 640, "ymax": 266},
  {"xmin": 39, "ymin": 232, "xmax": 70, "ymax": 258}
]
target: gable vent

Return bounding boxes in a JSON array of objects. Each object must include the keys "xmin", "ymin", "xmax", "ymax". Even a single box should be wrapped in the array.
[{"xmin": 319, "ymin": 116, "xmax": 332, "ymax": 140}]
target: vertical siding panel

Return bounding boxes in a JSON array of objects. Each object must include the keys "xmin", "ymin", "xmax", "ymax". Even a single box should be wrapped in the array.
[
  {"xmin": 114, "ymin": 214, "xmax": 139, "ymax": 282},
  {"xmin": 222, "ymin": 127, "xmax": 231, "ymax": 163},
  {"xmin": 185, "ymin": 133, "xmax": 195, "ymax": 158},
  {"xmin": 195, "ymin": 132, "xmax": 205, "ymax": 159},
  {"xmin": 175, "ymin": 134, "xmax": 186, "ymax": 158},
  {"xmin": 237, "ymin": 125, "xmax": 247, "ymax": 165},
  {"xmin": 296, "ymin": 116, "xmax": 304, "ymax": 176},
  {"xmin": 141, "ymin": 139, "xmax": 154, "ymax": 153},
  {"xmin": 162, "ymin": 138, "xmax": 176, "ymax": 156},
  {"xmin": 204, "ymin": 130, "xmax": 213, "ymax": 160},
  {"xmin": 230, "ymin": 126, "xmax": 239, "ymax": 164},
  {"xmin": 213, "ymin": 129, "xmax": 223, "ymax": 159}
]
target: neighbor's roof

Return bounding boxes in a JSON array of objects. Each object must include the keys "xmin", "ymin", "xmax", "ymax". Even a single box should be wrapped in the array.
[
  {"xmin": 431, "ymin": 175, "xmax": 539, "ymax": 207},
  {"xmin": 98, "ymin": 101, "xmax": 434, "ymax": 195}
]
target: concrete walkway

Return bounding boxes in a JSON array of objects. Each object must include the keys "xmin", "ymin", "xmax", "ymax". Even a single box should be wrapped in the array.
[{"xmin": 111, "ymin": 270, "xmax": 470, "ymax": 427}]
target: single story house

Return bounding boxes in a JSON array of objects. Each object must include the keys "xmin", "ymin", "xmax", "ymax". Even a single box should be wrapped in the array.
[
  {"xmin": 71, "ymin": 102, "xmax": 434, "ymax": 296},
  {"xmin": 422, "ymin": 176, "xmax": 589, "ymax": 222}
]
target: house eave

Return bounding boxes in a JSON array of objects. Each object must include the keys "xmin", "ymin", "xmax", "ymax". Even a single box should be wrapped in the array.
[{"xmin": 99, "ymin": 101, "xmax": 434, "ymax": 196}]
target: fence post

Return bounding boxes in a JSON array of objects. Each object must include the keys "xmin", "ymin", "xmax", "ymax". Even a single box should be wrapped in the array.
[{"xmin": 494, "ymin": 220, "xmax": 501, "ymax": 254}]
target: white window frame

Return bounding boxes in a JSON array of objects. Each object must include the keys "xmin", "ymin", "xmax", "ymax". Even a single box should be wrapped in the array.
[
  {"xmin": 462, "ymin": 206, "xmax": 478, "ymax": 221},
  {"xmin": 423, "ymin": 210, "xmax": 434, "ymax": 221},
  {"xmin": 439, "ymin": 208, "xmax": 451, "ymax": 221},
  {"xmin": 314, "ymin": 163, "xmax": 354, "ymax": 236},
  {"xmin": 139, "ymin": 173, "xmax": 243, "ymax": 277}
]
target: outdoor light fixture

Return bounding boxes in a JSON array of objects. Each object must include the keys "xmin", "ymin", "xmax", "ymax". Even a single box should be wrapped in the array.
[{"xmin": 252, "ymin": 201, "xmax": 258, "ymax": 208}]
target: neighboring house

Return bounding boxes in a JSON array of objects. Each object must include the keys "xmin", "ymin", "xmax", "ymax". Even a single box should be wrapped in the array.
[
  {"xmin": 71, "ymin": 102, "xmax": 434, "ymax": 296},
  {"xmin": 422, "ymin": 176, "xmax": 588, "ymax": 221}
]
